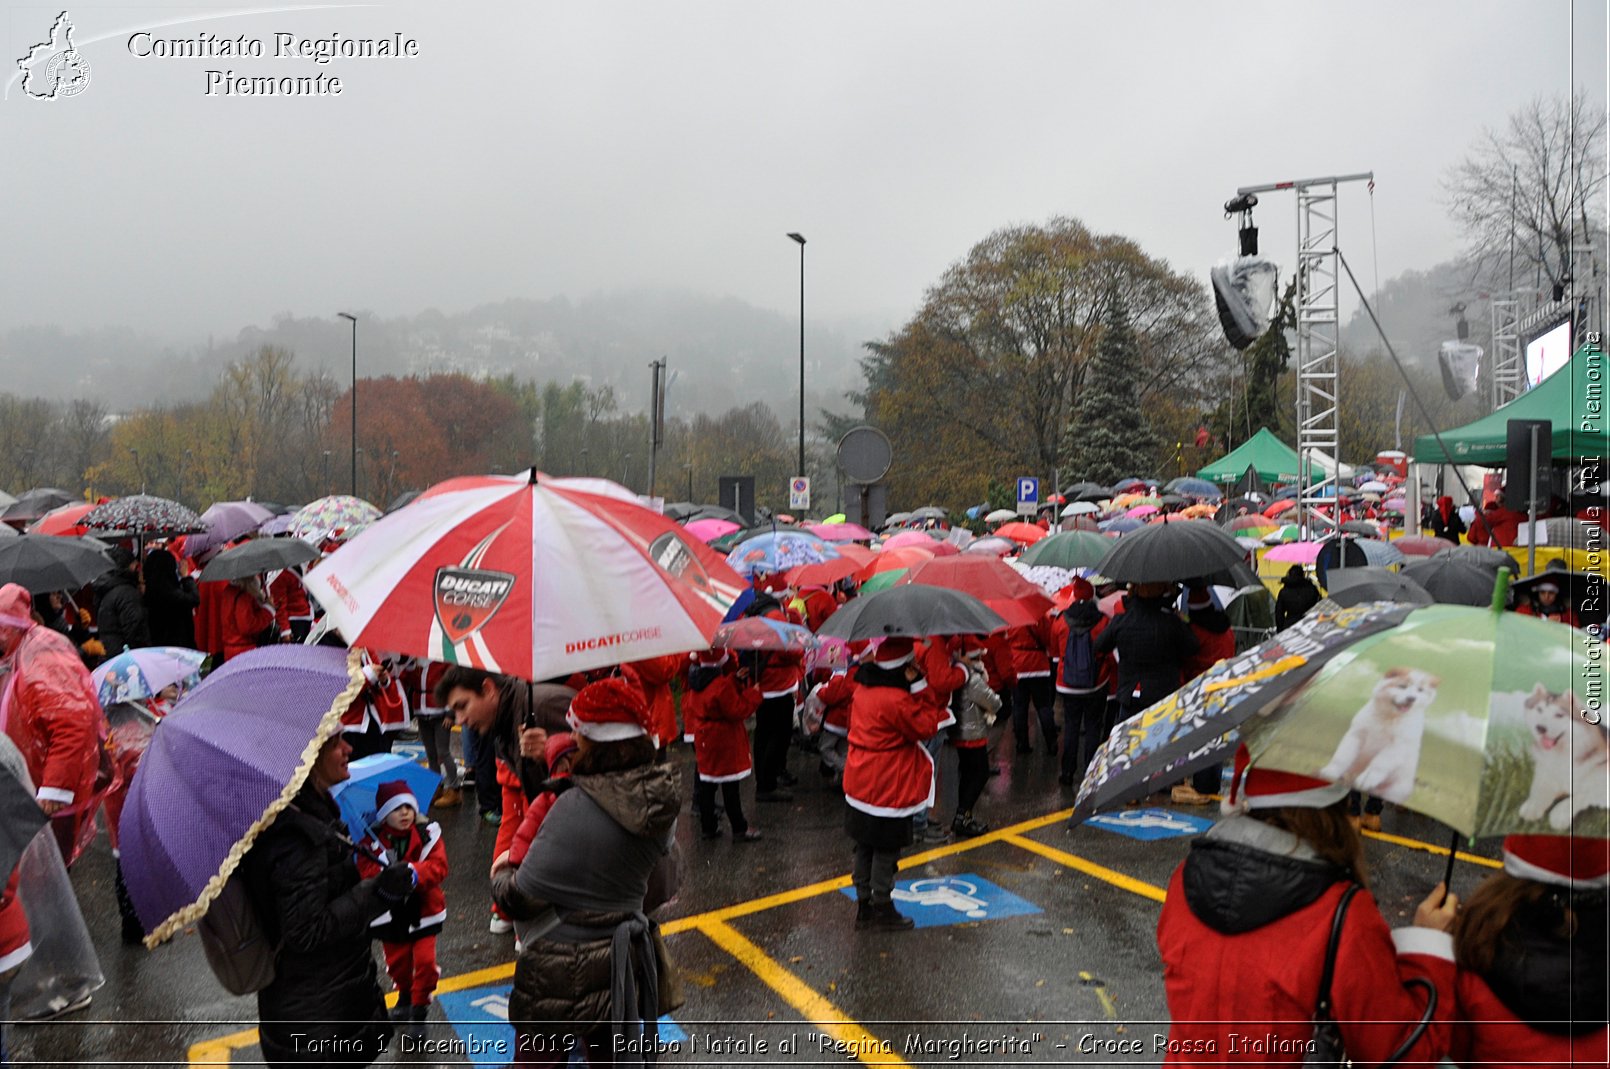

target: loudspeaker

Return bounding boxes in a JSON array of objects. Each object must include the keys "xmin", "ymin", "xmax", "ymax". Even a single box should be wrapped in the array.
[
  {"xmin": 1212, "ymin": 256, "xmax": 1278, "ymax": 350},
  {"xmin": 1438, "ymin": 342, "xmax": 1482, "ymax": 400},
  {"xmin": 1505, "ymin": 419, "xmax": 1551, "ymax": 511}
]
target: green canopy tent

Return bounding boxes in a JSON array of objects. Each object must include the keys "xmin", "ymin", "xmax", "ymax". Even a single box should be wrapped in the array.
[
  {"xmin": 1414, "ymin": 344, "xmax": 1608, "ymax": 464},
  {"xmin": 1197, "ymin": 427, "xmax": 1301, "ymax": 484}
]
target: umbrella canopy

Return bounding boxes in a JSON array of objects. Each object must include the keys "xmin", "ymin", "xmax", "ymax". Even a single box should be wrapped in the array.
[
  {"xmin": 963, "ymin": 536, "xmax": 1018, "ymax": 557},
  {"xmin": 306, "ymin": 471, "xmax": 747, "ymax": 680},
  {"xmin": 857, "ymin": 569, "xmax": 909, "ymax": 594},
  {"xmin": 1319, "ymin": 537, "xmax": 1404, "ymax": 570},
  {"xmin": 727, "ymin": 530, "xmax": 839, "ymax": 577},
  {"xmin": 1434, "ymin": 544, "xmax": 1520, "ymax": 575},
  {"xmin": 830, "ymin": 543, "xmax": 876, "ymax": 567},
  {"xmin": 807, "ymin": 522, "xmax": 874, "ymax": 542},
  {"xmin": 992, "ymin": 522, "xmax": 1048, "ymax": 546},
  {"xmin": 84, "ymin": 495, "xmax": 206, "ymax": 537},
  {"xmin": 290, "ymin": 495, "xmax": 382, "ymax": 544},
  {"xmin": 1062, "ymin": 501, "xmax": 1102, "ymax": 517},
  {"xmin": 91, "ymin": 646, "xmax": 207, "ymax": 707},
  {"xmin": 907, "ymin": 506, "xmax": 948, "ymax": 521},
  {"xmin": 882, "ymin": 529, "xmax": 942, "ymax": 552},
  {"xmin": 330, "ymin": 753, "xmax": 442, "ymax": 844},
  {"xmin": 0, "ymin": 488, "xmax": 75, "ymax": 524},
  {"xmin": 1340, "ymin": 520, "xmax": 1382, "ymax": 538},
  {"xmin": 1264, "ymin": 499, "xmax": 1299, "ymax": 517},
  {"xmin": 1357, "ymin": 480, "xmax": 1390, "ymax": 493},
  {"xmin": 896, "ymin": 555, "xmax": 1054, "ymax": 629},
  {"xmin": 983, "ymin": 508, "xmax": 1018, "ymax": 525},
  {"xmin": 257, "ymin": 513, "xmax": 297, "ymax": 537},
  {"xmin": 1224, "ymin": 515, "xmax": 1277, "ymax": 534},
  {"xmin": 816, "ymin": 584, "xmax": 1008, "ymax": 640},
  {"xmin": 1012, "ymin": 562, "xmax": 1078, "ymax": 597},
  {"xmin": 1126, "ymin": 504, "xmax": 1160, "ymax": 519},
  {"xmin": 685, "ymin": 504, "xmax": 747, "ymax": 526},
  {"xmin": 27, "ymin": 502, "xmax": 97, "ymax": 537},
  {"xmin": 1165, "ymin": 477, "xmax": 1223, "ymax": 499},
  {"xmin": 1098, "ymin": 517, "xmax": 1144, "ymax": 535},
  {"xmin": 1094, "ymin": 520, "xmax": 1249, "ymax": 584},
  {"xmin": 1264, "ymin": 541, "xmax": 1328, "ymax": 565},
  {"xmin": 1261, "ymin": 523, "xmax": 1304, "ymax": 544},
  {"xmin": 785, "ymin": 556, "xmax": 861, "ymax": 589},
  {"xmin": 1180, "ymin": 503, "xmax": 1219, "ymax": 520},
  {"xmin": 0, "ymin": 524, "xmax": 14, "ymax": 539},
  {"xmin": 1247, "ymin": 605, "xmax": 1608, "ymax": 837},
  {"xmin": 713, "ymin": 616, "xmax": 817, "ymax": 653},
  {"xmin": 1111, "ymin": 477, "xmax": 1149, "ymax": 493},
  {"xmin": 1401, "ymin": 557, "xmax": 1503, "ymax": 606},
  {"xmin": 1321, "ymin": 568, "xmax": 1434, "ymax": 608},
  {"xmin": 1393, "ymin": 535, "xmax": 1453, "ymax": 558},
  {"xmin": 684, "ymin": 518, "xmax": 741, "ymax": 543},
  {"xmin": 856, "ymin": 545, "xmax": 936, "ymax": 582},
  {"xmin": 386, "ymin": 490, "xmax": 423, "ymax": 514},
  {"xmin": 198, "ymin": 538, "xmax": 319, "ymax": 582},
  {"xmin": 1018, "ymin": 531, "xmax": 1113, "ymax": 570},
  {"xmin": 1072, "ymin": 601, "xmax": 1417, "ymax": 818},
  {"xmin": 661, "ymin": 502, "xmax": 699, "ymax": 521},
  {"xmin": 821, "ymin": 513, "xmax": 848, "ymax": 524},
  {"xmin": 0, "ymin": 535, "xmax": 114, "ymax": 593},
  {"xmin": 120, "ymin": 645, "xmax": 367, "ymax": 944},
  {"xmin": 1062, "ymin": 482, "xmax": 1111, "ymax": 500},
  {"xmin": 185, "ymin": 500, "xmax": 276, "ymax": 557},
  {"xmin": 1061, "ymin": 516, "xmax": 1102, "ymax": 533}
]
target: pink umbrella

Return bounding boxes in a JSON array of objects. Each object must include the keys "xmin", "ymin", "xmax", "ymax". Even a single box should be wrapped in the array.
[
  {"xmin": 926, "ymin": 539, "xmax": 962, "ymax": 558},
  {"xmin": 1126, "ymin": 505, "xmax": 1160, "ymax": 519},
  {"xmin": 1263, "ymin": 541, "xmax": 1326, "ymax": 564},
  {"xmin": 685, "ymin": 518, "xmax": 740, "ymax": 542},
  {"xmin": 882, "ymin": 529, "xmax": 941, "ymax": 551},
  {"xmin": 963, "ymin": 536, "xmax": 1017, "ymax": 557},
  {"xmin": 807, "ymin": 522, "xmax": 874, "ymax": 542}
]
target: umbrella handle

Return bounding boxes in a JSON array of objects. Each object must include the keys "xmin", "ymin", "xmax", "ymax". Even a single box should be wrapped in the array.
[
  {"xmin": 286, "ymin": 802, "xmax": 387, "ymax": 865},
  {"xmin": 1440, "ymin": 829, "xmax": 1460, "ymax": 905}
]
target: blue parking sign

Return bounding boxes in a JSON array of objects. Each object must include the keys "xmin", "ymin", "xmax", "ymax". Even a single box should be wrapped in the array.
[
  {"xmin": 837, "ymin": 874, "xmax": 1040, "ymax": 928},
  {"xmin": 1016, "ymin": 477, "xmax": 1039, "ymax": 516},
  {"xmin": 1084, "ymin": 807, "xmax": 1214, "ymax": 840},
  {"xmin": 433, "ymin": 982, "xmax": 685, "ymax": 1067}
]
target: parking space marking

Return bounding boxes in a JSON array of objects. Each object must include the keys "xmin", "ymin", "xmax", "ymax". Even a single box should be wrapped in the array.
[
  {"xmin": 1001, "ymin": 833, "xmax": 1169, "ymax": 902},
  {"xmin": 696, "ymin": 919, "xmax": 914, "ymax": 1067},
  {"xmin": 1364, "ymin": 828, "xmax": 1502, "ymax": 868}
]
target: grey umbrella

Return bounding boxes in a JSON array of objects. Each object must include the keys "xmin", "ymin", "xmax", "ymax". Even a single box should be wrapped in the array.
[
  {"xmin": 0, "ymin": 489, "xmax": 75, "ymax": 524},
  {"xmin": 907, "ymin": 506, "xmax": 949, "ymax": 521},
  {"xmin": 0, "ymin": 535, "xmax": 114, "ymax": 593},
  {"xmin": 1321, "ymin": 567, "xmax": 1434, "ymax": 608},
  {"xmin": 197, "ymin": 538, "xmax": 319, "ymax": 582},
  {"xmin": 1401, "ymin": 557, "xmax": 1500, "ymax": 606},
  {"xmin": 1433, "ymin": 544, "xmax": 1519, "ymax": 575},
  {"xmin": 1094, "ymin": 519, "xmax": 1250, "ymax": 583},
  {"xmin": 816, "ymin": 585, "xmax": 1007, "ymax": 640}
]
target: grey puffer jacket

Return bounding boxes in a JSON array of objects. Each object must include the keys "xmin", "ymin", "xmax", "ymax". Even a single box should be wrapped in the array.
[
  {"xmin": 492, "ymin": 762, "xmax": 682, "ymax": 1029},
  {"xmin": 948, "ymin": 662, "xmax": 1001, "ymax": 743}
]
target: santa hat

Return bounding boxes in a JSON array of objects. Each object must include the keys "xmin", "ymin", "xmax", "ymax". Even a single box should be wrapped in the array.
[
  {"xmin": 374, "ymin": 780, "xmax": 419, "ymax": 823},
  {"xmin": 566, "ymin": 676, "xmax": 653, "ymax": 743},
  {"xmin": 694, "ymin": 647, "xmax": 730, "ymax": 667},
  {"xmin": 0, "ymin": 584, "xmax": 35, "ymax": 632},
  {"xmin": 544, "ymin": 731, "xmax": 579, "ymax": 770},
  {"xmin": 872, "ymin": 636, "xmax": 916, "ymax": 668},
  {"xmin": 1186, "ymin": 584, "xmax": 1215, "ymax": 611},
  {"xmin": 1222, "ymin": 744, "xmax": 1348, "ymax": 814},
  {"xmin": 1503, "ymin": 835, "xmax": 1610, "ymax": 890},
  {"xmin": 758, "ymin": 573, "xmax": 791, "ymax": 595}
]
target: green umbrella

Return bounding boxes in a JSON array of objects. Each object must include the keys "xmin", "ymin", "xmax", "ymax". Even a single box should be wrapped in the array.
[
  {"xmin": 857, "ymin": 569, "xmax": 907, "ymax": 594},
  {"xmin": 1245, "ymin": 604, "xmax": 1607, "ymax": 838},
  {"xmin": 1017, "ymin": 531, "xmax": 1113, "ymax": 570}
]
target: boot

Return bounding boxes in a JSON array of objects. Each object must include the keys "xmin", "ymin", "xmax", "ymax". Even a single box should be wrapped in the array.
[
  {"xmin": 404, "ymin": 1002, "xmax": 429, "ymax": 1042},
  {"xmin": 864, "ymin": 899, "xmax": 914, "ymax": 931},
  {"xmin": 432, "ymin": 786, "xmax": 462, "ymax": 809},
  {"xmin": 388, "ymin": 997, "xmax": 413, "ymax": 1022},
  {"xmin": 1359, "ymin": 813, "xmax": 1382, "ymax": 832},
  {"xmin": 853, "ymin": 899, "xmax": 874, "ymax": 930}
]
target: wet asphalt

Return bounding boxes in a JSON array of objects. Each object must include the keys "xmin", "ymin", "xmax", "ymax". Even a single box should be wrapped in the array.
[{"xmin": 11, "ymin": 722, "xmax": 1492, "ymax": 1068}]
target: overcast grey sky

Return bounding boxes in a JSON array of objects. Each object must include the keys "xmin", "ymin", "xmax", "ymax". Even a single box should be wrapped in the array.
[{"xmin": 2, "ymin": 0, "xmax": 1605, "ymax": 344}]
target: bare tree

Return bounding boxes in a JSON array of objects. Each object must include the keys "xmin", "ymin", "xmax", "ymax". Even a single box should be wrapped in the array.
[{"xmin": 1443, "ymin": 93, "xmax": 1607, "ymax": 290}]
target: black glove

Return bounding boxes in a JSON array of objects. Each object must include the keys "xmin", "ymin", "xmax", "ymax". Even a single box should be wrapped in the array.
[{"xmin": 375, "ymin": 862, "xmax": 416, "ymax": 903}]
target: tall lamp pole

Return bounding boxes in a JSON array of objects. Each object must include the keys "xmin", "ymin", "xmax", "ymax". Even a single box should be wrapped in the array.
[
  {"xmin": 786, "ymin": 232, "xmax": 806, "ymax": 483},
  {"xmin": 338, "ymin": 312, "xmax": 358, "ymax": 496}
]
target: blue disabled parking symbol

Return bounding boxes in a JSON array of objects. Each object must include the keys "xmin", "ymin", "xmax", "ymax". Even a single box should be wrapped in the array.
[
  {"xmin": 838, "ymin": 874, "xmax": 1040, "ymax": 928},
  {"xmin": 433, "ymin": 982, "xmax": 685, "ymax": 1067},
  {"xmin": 1084, "ymin": 807, "xmax": 1214, "ymax": 840}
]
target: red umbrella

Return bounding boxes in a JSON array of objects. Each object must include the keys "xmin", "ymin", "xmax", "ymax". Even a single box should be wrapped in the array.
[
  {"xmin": 27, "ymin": 502, "xmax": 97, "ymax": 537},
  {"xmin": 993, "ymin": 521, "xmax": 1049, "ymax": 545},
  {"xmin": 925, "ymin": 539, "xmax": 962, "ymax": 558},
  {"xmin": 1393, "ymin": 535, "xmax": 1453, "ymax": 558},
  {"xmin": 882, "ymin": 530, "xmax": 941, "ymax": 551},
  {"xmin": 855, "ymin": 546, "xmax": 934, "ymax": 583},
  {"xmin": 896, "ymin": 555, "xmax": 1053, "ymax": 628},
  {"xmin": 1264, "ymin": 499, "xmax": 1298, "ymax": 518},
  {"xmin": 831, "ymin": 543, "xmax": 876, "ymax": 568},
  {"xmin": 786, "ymin": 557, "xmax": 861, "ymax": 588}
]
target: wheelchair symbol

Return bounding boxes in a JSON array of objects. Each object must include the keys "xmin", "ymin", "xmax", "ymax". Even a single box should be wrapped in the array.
[{"xmin": 892, "ymin": 877, "xmax": 990, "ymax": 918}]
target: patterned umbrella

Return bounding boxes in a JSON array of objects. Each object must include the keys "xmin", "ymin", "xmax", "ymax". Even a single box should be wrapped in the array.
[
  {"xmin": 1011, "ymin": 562, "xmax": 1078, "ymax": 596},
  {"xmin": 91, "ymin": 646, "xmax": 208, "ymax": 707},
  {"xmin": 120, "ymin": 646, "xmax": 367, "ymax": 944},
  {"xmin": 289, "ymin": 495, "xmax": 381, "ymax": 544},
  {"xmin": 84, "ymin": 495, "xmax": 206, "ymax": 537},
  {"xmin": 726, "ymin": 530, "xmax": 839, "ymax": 578},
  {"xmin": 712, "ymin": 616, "xmax": 817, "ymax": 653}
]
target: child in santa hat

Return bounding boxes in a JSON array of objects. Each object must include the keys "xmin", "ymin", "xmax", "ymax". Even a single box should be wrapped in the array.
[
  {"xmin": 355, "ymin": 780, "xmax": 449, "ymax": 1037},
  {"xmin": 1449, "ymin": 834, "xmax": 1607, "ymax": 1064},
  {"xmin": 506, "ymin": 732, "xmax": 580, "ymax": 867},
  {"xmin": 685, "ymin": 649, "xmax": 763, "ymax": 841}
]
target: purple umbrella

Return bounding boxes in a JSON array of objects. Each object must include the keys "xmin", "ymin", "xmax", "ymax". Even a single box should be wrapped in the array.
[
  {"xmin": 184, "ymin": 500, "xmax": 276, "ymax": 557},
  {"xmin": 119, "ymin": 645, "xmax": 364, "ymax": 945}
]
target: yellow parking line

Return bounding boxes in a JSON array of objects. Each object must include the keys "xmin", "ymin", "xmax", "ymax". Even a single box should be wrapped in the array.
[
  {"xmin": 696, "ymin": 919, "xmax": 914, "ymax": 1067},
  {"xmin": 1001, "ymin": 833, "xmax": 1169, "ymax": 902},
  {"xmin": 1364, "ymin": 828, "xmax": 1503, "ymax": 868}
]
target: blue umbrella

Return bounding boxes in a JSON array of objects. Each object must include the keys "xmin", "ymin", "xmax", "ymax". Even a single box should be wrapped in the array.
[
  {"xmin": 119, "ymin": 645, "xmax": 366, "ymax": 944},
  {"xmin": 1165, "ymin": 477, "xmax": 1223, "ymax": 500},
  {"xmin": 90, "ymin": 646, "xmax": 207, "ymax": 708},
  {"xmin": 331, "ymin": 753, "xmax": 442, "ymax": 843},
  {"xmin": 1098, "ymin": 517, "xmax": 1144, "ymax": 534},
  {"xmin": 725, "ymin": 530, "xmax": 840, "ymax": 577}
]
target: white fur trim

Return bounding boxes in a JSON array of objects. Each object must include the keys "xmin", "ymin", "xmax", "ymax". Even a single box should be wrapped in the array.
[
  {"xmin": 1246, "ymin": 782, "xmax": 1350, "ymax": 810},
  {"xmin": 375, "ymin": 791, "xmax": 419, "ymax": 824},
  {"xmin": 36, "ymin": 786, "xmax": 74, "ymax": 804},
  {"xmin": 1391, "ymin": 927, "xmax": 1455, "ymax": 961},
  {"xmin": 1505, "ymin": 850, "xmax": 1610, "ymax": 890},
  {"xmin": 873, "ymin": 652, "xmax": 914, "ymax": 669},
  {"xmin": 761, "ymin": 685, "xmax": 800, "ymax": 699},
  {"xmin": 0, "ymin": 940, "xmax": 32, "ymax": 973},
  {"xmin": 697, "ymin": 768, "xmax": 752, "ymax": 784},
  {"xmin": 565, "ymin": 711, "xmax": 646, "ymax": 742}
]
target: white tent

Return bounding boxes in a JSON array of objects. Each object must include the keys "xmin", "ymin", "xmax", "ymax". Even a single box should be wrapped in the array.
[{"xmin": 1304, "ymin": 448, "xmax": 1355, "ymax": 482}]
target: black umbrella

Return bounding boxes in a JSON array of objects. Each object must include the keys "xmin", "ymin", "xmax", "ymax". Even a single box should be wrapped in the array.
[
  {"xmin": 1433, "ymin": 544, "xmax": 1519, "ymax": 575},
  {"xmin": 198, "ymin": 538, "xmax": 319, "ymax": 582},
  {"xmin": 661, "ymin": 501, "xmax": 699, "ymax": 521},
  {"xmin": 1075, "ymin": 487, "xmax": 1115, "ymax": 503},
  {"xmin": 1321, "ymin": 567, "xmax": 1433, "ymax": 608},
  {"xmin": 816, "ymin": 585, "xmax": 1007, "ymax": 640},
  {"xmin": 1158, "ymin": 494, "xmax": 1188, "ymax": 506},
  {"xmin": 385, "ymin": 490, "xmax": 422, "ymax": 514},
  {"xmin": 1061, "ymin": 481, "xmax": 1109, "ymax": 499},
  {"xmin": 685, "ymin": 505, "xmax": 746, "ymax": 527},
  {"xmin": 1094, "ymin": 520, "xmax": 1250, "ymax": 584},
  {"xmin": 1401, "ymin": 558, "xmax": 1500, "ymax": 606},
  {"xmin": 0, "ymin": 489, "xmax": 75, "ymax": 524},
  {"xmin": 0, "ymin": 535, "xmax": 114, "ymax": 593},
  {"xmin": 0, "ymin": 735, "xmax": 49, "ymax": 882},
  {"xmin": 1340, "ymin": 520, "xmax": 1382, "ymax": 538}
]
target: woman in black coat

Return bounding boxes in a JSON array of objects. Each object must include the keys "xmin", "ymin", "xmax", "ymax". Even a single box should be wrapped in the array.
[
  {"xmin": 142, "ymin": 548, "xmax": 199, "ymax": 648},
  {"xmin": 242, "ymin": 733, "xmax": 414, "ymax": 1067}
]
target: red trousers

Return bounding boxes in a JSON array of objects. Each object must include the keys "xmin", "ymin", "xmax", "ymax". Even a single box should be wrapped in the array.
[{"xmin": 383, "ymin": 935, "xmax": 439, "ymax": 1007}]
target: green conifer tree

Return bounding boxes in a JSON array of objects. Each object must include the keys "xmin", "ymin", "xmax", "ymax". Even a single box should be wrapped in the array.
[{"xmin": 1060, "ymin": 294, "xmax": 1159, "ymax": 484}]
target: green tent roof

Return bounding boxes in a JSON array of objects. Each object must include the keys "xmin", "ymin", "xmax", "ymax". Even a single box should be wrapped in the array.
[
  {"xmin": 1414, "ymin": 344, "xmax": 1609, "ymax": 465},
  {"xmin": 1197, "ymin": 427, "xmax": 1301, "ymax": 484}
]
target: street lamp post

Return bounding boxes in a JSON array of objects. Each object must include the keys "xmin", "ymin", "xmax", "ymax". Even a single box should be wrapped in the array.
[
  {"xmin": 786, "ymin": 233, "xmax": 806, "ymax": 485},
  {"xmin": 337, "ymin": 312, "xmax": 357, "ymax": 496}
]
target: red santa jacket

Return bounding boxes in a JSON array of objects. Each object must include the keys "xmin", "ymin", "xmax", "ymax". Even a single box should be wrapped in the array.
[
  {"xmin": 192, "ymin": 579, "xmax": 231, "ymax": 657},
  {"xmin": 628, "ymin": 654, "xmax": 684, "ymax": 748},
  {"xmin": 1, "ymin": 624, "xmax": 105, "ymax": 808},
  {"xmin": 915, "ymin": 637, "xmax": 966, "ymax": 712},
  {"xmin": 982, "ymin": 631, "xmax": 1015, "ymax": 689},
  {"xmin": 816, "ymin": 671, "xmax": 857, "ymax": 738},
  {"xmin": 1182, "ymin": 620, "xmax": 1237, "ymax": 682},
  {"xmin": 842, "ymin": 674, "xmax": 954, "ymax": 818},
  {"xmin": 686, "ymin": 664, "xmax": 760, "ymax": 782},
  {"xmin": 220, "ymin": 585, "xmax": 275, "ymax": 662},
  {"xmin": 508, "ymin": 776, "xmax": 572, "ymax": 868},
  {"xmin": 268, "ymin": 568, "xmax": 312, "ymax": 639},
  {"xmin": 755, "ymin": 609, "xmax": 804, "ymax": 699},
  {"xmin": 797, "ymin": 589, "xmax": 839, "ymax": 632},
  {"xmin": 1003, "ymin": 618, "xmax": 1054, "ymax": 679},
  {"xmin": 341, "ymin": 662, "xmax": 410, "ymax": 735},
  {"xmin": 1449, "ymin": 968, "xmax": 1607, "ymax": 1067},
  {"xmin": 400, "ymin": 659, "xmax": 449, "ymax": 716},
  {"xmin": 0, "ymin": 871, "xmax": 31, "ymax": 975},
  {"xmin": 356, "ymin": 819, "xmax": 449, "ymax": 939}
]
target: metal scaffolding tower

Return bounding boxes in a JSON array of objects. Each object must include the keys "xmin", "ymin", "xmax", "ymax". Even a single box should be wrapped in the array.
[
  {"xmin": 1234, "ymin": 171, "xmax": 1372, "ymax": 531},
  {"xmin": 1489, "ymin": 296, "xmax": 1523, "ymax": 408}
]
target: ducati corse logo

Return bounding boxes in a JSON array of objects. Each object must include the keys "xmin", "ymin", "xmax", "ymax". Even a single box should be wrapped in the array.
[{"xmin": 433, "ymin": 567, "xmax": 516, "ymax": 645}]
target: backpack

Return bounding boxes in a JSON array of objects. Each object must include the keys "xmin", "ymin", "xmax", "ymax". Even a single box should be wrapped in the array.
[
  {"xmin": 198, "ymin": 869, "xmax": 278, "ymax": 995},
  {"xmin": 1061, "ymin": 626, "xmax": 1098, "ymax": 690}
]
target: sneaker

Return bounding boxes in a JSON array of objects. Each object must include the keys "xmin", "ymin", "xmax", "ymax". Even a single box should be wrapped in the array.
[
  {"xmin": 919, "ymin": 823, "xmax": 951, "ymax": 844},
  {"xmin": 1170, "ymin": 784, "xmax": 1212, "ymax": 806},
  {"xmin": 26, "ymin": 992, "xmax": 93, "ymax": 1020},
  {"xmin": 734, "ymin": 828, "xmax": 763, "ymax": 842},
  {"xmin": 1359, "ymin": 813, "xmax": 1382, "ymax": 833},
  {"xmin": 480, "ymin": 810, "xmax": 502, "ymax": 826},
  {"xmin": 489, "ymin": 916, "xmax": 513, "ymax": 935},
  {"xmin": 951, "ymin": 813, "xmax": 989, "ymax": 838}
]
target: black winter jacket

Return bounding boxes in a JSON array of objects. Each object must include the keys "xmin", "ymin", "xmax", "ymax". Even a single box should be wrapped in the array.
[
  {"xmin": 1275, "ymin": 574, "xmax": 1322, "ymax": 631},
  {"xmin": 93, "ymin": 568, "xmax": 150, "ymax": 655},
  {"xmin": 142, "ymin": 549, "xmax": 199, "ymax": 648},
  {"xmin": 1478, "ymin": 889, "xmax": 1608, "ymax": 1034},
  {"xmin": 1181, "ymin": 817, "xmax": 1349, "ymax": 934},
  {"xmin": 244, "ymin": 782, "xmax": 391, "ymax": 1066},
  {"xmin": 1092, "ymin": 596, "xmax": 1197, "ymax": 705}
]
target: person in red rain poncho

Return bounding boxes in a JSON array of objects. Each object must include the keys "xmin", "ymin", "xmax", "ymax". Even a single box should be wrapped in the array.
[{"xmin": 0, "ymin": 584, "xmax": 111, "ymax": 868}]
